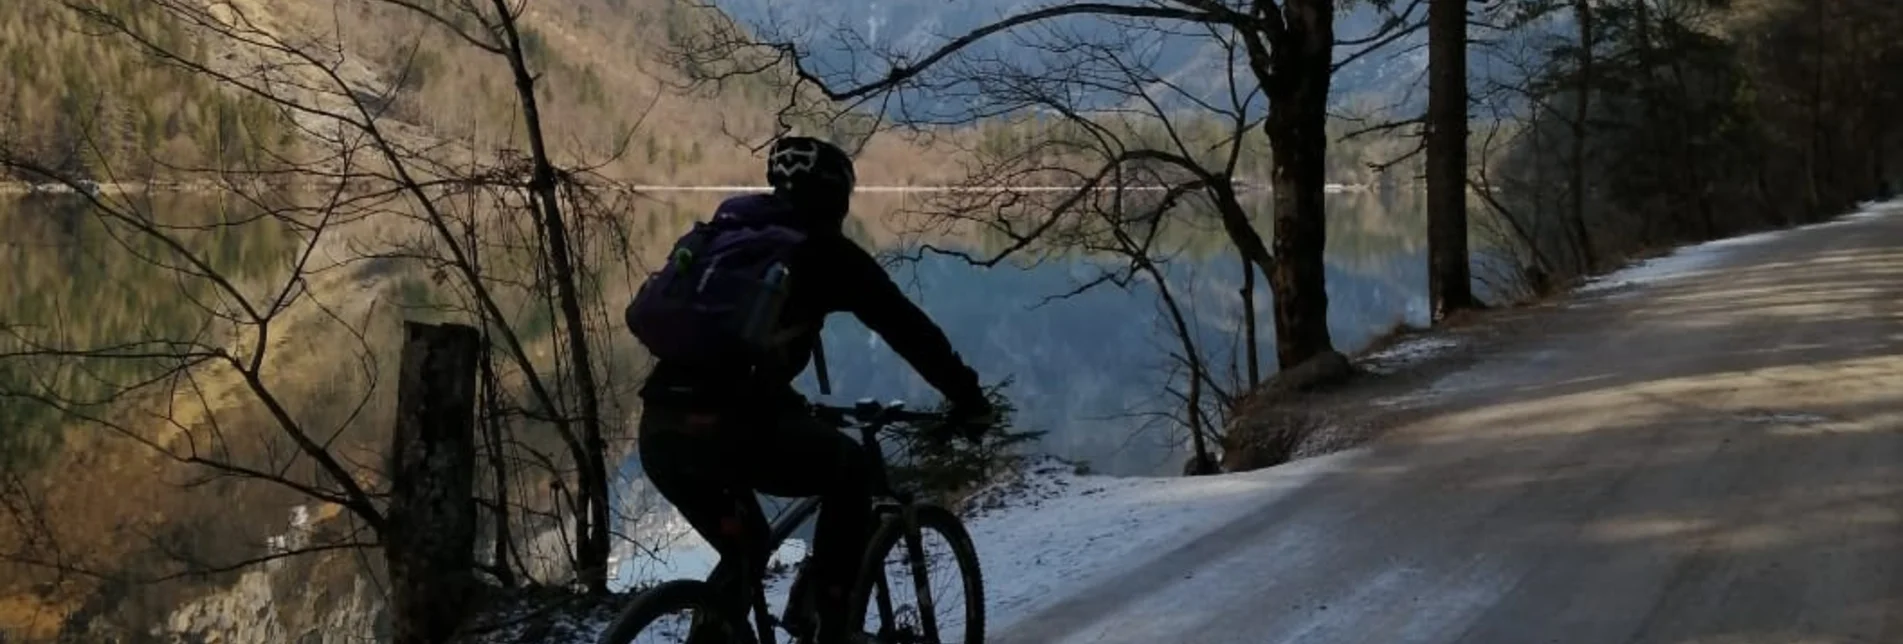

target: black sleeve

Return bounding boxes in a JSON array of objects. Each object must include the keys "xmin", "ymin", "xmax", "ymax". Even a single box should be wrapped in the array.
[{"xmin": 820, "ymin": 238, "xmax": 987, "ymax": 406}]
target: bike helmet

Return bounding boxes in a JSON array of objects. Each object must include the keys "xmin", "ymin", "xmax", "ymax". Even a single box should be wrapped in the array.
[{"xmin": 766, "ymin": 136, "xmax": 856, "ymax": 226}]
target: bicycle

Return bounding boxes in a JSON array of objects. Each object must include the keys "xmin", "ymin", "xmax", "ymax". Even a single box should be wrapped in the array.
[{"xmin": 597, "ymin": 398, "xmax": 987, "ymax": 644}]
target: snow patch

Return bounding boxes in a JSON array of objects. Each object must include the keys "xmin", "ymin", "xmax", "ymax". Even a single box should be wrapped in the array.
[
  {"xmin": 1372, "ymin": 346, "xmax": 1567, "ymax": 409},
  {"xmin": 1359, "ymin": 336, "xmax": 1463, "ymax": 375},
  {"xmin": 966, "ymin": 453, "xmax": 1357, "ymax": 632},
  {"xmin": 474, "ymin": 448, "xmax": 1362, "ymax": 642},
  {"xmin": 1577, "ymin": 200, "xmax": 1903, "ymax": 297},
  {"xmin": 1572, "ymin": 234, "xmax": 1761, "ymax": 296}
]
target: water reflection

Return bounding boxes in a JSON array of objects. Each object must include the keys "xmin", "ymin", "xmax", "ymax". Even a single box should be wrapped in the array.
[
  {"xmin": 6, "ymin": 187, "xmax": 1446, "ymax": 588},
  {"xmin": 0, "ymin": 194, "xmax": 298, "ymax": 461},
  {"xmin": 786, "ymin": 189, "xmax": 1431, "ymax": 476},
  {"xmin": 607, "ymin": 187, "xmax": 1436, "ymax": 587},
  {"xmin": 4, "ymin": 188, "xmax": 1436, "ymax": 476},
  {"xmin": 615, "ymin": 189, "xmax": 1433, "ymax": 475}
]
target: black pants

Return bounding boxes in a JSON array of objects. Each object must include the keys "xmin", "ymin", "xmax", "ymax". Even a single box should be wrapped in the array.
[{"xmin": 637, "ymin": 403, "xmax": 873, "ymax": 641}]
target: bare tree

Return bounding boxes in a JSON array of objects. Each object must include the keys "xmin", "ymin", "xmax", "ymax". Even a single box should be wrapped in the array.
[
  {"xmin": 1426, "ymin": 0, "xmax": 1477, "ymax": 319},
  {"xmin": 670, "ymin": 0, "xmax": 1396, "ymax": 373},
  {"xmin": 855, "ymin": 19, "xmax": 1268, "ymax": 471}
]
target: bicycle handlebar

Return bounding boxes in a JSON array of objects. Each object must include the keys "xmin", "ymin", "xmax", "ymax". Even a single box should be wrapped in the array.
[{"xmin": 811, "ymin": 398, "xmax": 947, "ymax": 430}]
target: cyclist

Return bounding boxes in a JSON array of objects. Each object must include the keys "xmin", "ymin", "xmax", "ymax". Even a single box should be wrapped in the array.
[{"xmin": 634, "ymin": 136, "xmax": 995, "ymax": 644}]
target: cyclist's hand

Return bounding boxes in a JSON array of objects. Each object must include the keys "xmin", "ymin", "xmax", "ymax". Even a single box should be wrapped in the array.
[{"xmin": 941, "ymin": 397, "xmax": 999, "ymax": 443}]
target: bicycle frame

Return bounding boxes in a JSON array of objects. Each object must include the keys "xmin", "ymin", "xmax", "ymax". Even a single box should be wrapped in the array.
[{"xmin": 699, "ymin": 402, "xmax": 922, "ymax": 644}]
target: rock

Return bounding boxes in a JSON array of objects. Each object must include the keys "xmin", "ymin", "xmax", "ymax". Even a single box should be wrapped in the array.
[
  {"xmin": 1213, "ymin": 351, "xmax": 1353, "ymax": 474},
  {"xmin": 1525, "ymin": 263, "xmax": 1552, "ymax": 296},
  {"xmin": 1269, "ymin": 350, "xmax": 1354, "ymax": 395},
  {"xmin": 1220, "ymin": 408, "xmax": 1327, "ymax": 473},
  {"xmin": 160, "ymin": 549, "xmax": 386, "ymax": 644},
  {"xmin": 1181, "ymin": 453, "xmax": 1220, "ymax": 477}
]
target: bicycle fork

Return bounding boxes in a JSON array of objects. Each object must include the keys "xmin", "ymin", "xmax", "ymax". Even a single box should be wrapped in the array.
[
  {"xmin": 864, "ymin": 504, "xmax": 943, "ymax": 644},
  {"xmin": 899, "ymin": 504, "xmax": 943, "ymax": 644}
]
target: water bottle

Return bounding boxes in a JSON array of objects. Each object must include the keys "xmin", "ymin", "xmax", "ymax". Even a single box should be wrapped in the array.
[{"xmin": 743, "ymin": 263, "xmax": 791, "ymax": 347}]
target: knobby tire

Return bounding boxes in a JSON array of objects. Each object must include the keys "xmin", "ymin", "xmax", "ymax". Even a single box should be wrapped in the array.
[
  {"xmin": 848, "ymin": 504, "xmax": 986, "ymax": 644},
  {"xmin": 597, "ymin": 579, "xmax": 741, "ymax": 644}
]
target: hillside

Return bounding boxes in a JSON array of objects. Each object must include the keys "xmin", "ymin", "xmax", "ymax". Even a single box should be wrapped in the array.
[
  {"xmin": 708, "ymin": 0, "xmax": 1527, "ymax": 115},
  {"xmin": 3, "ymin": 0, "xmax": 1442, "ymax": 192},
  {"xmin": 0, "ymin": 0, "xmax": 293, "ymax": 180},
  {"xmin": 0, "ymin": 0, "xmax": 962, "ymax": 186}
]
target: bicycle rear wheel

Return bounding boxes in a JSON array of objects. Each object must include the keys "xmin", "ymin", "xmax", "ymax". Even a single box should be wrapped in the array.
[
  {"xmin": 596, "ymin": 579, "xmax": 748, "ymax": 644},
  {"xmin": 847, "ymin": 504, "xmax": 985, "ymax": 644}
]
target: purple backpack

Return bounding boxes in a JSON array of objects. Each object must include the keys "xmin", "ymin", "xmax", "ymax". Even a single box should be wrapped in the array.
[{"xmin": 626, "ymin": 195, "xmax": 809, "ymax": 369}]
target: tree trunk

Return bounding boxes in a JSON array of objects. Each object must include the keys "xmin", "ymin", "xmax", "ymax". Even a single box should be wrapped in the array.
[
  {"xmin": 387, "ymin": 321, "xmax": 482, "ymax": 644},
  {"xmin": 1426, "ymin": 0, "xmax": 1474, "ymax": 320},
  {"xmin": 1210, "ymin": 180, "xmax": 1277, "ymax": 279},
  {"xmin": 1241, "ymin": 252, "xmax": 1260, "ymax": 389},
  {"xmin": 1107, "ymin": 222, "xmax": 1216, "ymax": 475},
  {"xmin": 478, "ymin": 338, "xmax": 516, "ymax": 587},
  {"xmin": 1875, "ymin": 130, "xmax": 1890, "ymax": 198},
  {"xmin": 1263, "ymin": 0, "xmax": 1339, "ymax": 370},
  {"xmin": 1204, "ymin": 180, "xmax": 1269, "ymax": 386},
  {"xmin": 1655, "ymin": 5, "xmax": 1719, "ymax": 238},
  {"xmin": 1854, "ymin": 20, "xmax": 1888, "ymax": 200},
  {"xmin": 1569, "ymin": 0, "xmax": 1598, "ymax": 272},
  {"xmin": 1806, "ymin": 0, "xmax": 1826, "ymax": 219},
  {"xmin": 1160, "ymin": 288, "xmax": 1215, "ymax": 475},
  {"xmin": 492, "ymin": 0, "xmax": 612, "ymax": 593}
]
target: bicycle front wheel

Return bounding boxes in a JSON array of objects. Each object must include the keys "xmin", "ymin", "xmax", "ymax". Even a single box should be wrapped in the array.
[
  {"xmin": 847, "ymin": 504, "xmax": 985, "ymax": 644},
  {"xmin": 595, "ymin": 579, "xmax": 748, "ymax": 644}
]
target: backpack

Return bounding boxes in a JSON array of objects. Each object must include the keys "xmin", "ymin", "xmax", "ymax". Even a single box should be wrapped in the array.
[{"xmin": 626, "ymin": 195, "xmax": 809, "ymax": 371}]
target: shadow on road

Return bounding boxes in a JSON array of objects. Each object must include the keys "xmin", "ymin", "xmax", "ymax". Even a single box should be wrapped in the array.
[{"xmin": 998, "ymin": 209, "xmax": 1903, "ymax": 643}]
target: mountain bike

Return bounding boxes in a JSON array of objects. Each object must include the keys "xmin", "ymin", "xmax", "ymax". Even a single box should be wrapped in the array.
[{"xmin": 597, "ymin": 398, "xmax": 986, "ymax": 644}]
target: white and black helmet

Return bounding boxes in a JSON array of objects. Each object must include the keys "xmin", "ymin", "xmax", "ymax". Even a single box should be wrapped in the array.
[{"xmin": 766, "ymin": 136, "xmax": 856, "ymax": 198}]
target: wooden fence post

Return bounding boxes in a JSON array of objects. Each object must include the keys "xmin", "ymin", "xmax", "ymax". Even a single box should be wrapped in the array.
[{"xmin": 386, "ymin": 321, "xmax": 482, "ymax": 644}]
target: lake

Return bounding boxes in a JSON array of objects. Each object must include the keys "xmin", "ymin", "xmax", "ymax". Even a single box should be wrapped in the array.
[
  {"xmin": 752, "ymin": 187, "xmax": 1436, "ymax": 476},
  {"xmin": 610, "ymin": 186, "xmax": 1446, "ymax": 587},
  {"xmin": 1, "ymin": 186, "xmax": 1460, "ymax": 588},
  {"xmin": 0, "ymin": 188, "xmax": 1442, "ymax": 475}
]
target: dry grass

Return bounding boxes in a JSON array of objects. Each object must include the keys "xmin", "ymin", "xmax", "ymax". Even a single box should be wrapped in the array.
[{"xmin": 0, "ymin": 595, "xmax": 69, "ymax": 641}]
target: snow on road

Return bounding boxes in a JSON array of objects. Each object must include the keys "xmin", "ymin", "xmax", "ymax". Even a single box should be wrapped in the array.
[
  {"xmin": 964, "ymin": 452, "xmax": 1360, "ymax": 632},
  {"xmin": 1371, "ymin": 200, "xmax": 1903, "ymax": 413},
  {"xmin": 1578, "ymin": 201, "xmax": 1899, "ymax": 297},
  {"xmin": 555, "ymin": 451, "xmax": 1356, "ymax": 642},
  {"xmin": 1358, "ymin": 335, "xmax": 1464, "ymax": 375}
]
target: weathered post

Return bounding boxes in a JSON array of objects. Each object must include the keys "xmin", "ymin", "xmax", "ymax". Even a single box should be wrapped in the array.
[{"xmin": 386, "ymin": 321, "xmax": 482, "ymax": 644}]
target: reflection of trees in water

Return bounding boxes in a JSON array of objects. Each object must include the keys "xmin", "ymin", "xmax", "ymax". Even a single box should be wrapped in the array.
[
  {"xmin": 4, "ymin": 189, "xmax": 1432, "ymax": 474},
  {"xmin": 626, "ymin": 189, "xmax": 1428, "ymax": 263},
  {"xmin": 915, "ymin": 190, "xmax": 1428, "ymax": 268},
  {"xmin": 7, "ymin": 187, "xmax": 1435, "ymax": 475},
  {"xmin": 0, "ymin": 195, "xmax": 296, "ymax": 462}
]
